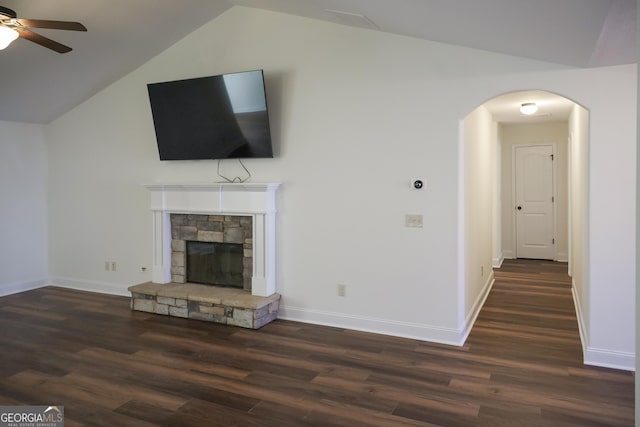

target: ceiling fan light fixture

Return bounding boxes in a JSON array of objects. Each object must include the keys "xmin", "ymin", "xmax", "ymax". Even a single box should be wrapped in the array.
[
  {"xmin": 520, "ymin": 102, "xmax": 538, "ymax": 115},
  {"xmin": 0, "ymin": 25, "xmax": 18, "ymax": 49}
]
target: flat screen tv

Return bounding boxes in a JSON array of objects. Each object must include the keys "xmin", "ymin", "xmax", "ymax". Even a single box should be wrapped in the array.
[{"xmin": 147, "ymin": 69, "xmax": 273, "ymax": 160}]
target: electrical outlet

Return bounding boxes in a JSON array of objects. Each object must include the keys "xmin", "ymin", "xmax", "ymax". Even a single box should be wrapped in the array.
[
  {"xmin": 405, "ymin": 214, "xmax": 423, "ymax": 228},
  {"xmin": 105, "ymin": 261, "xmax": 110, "ymax": 271},
  {"xmin": 111, "ymin": 261, "xmax": 117, "ymax": 271},
  {"xmin": 337, "ymin": 284, "xmax": 346, "ymax": 297}
]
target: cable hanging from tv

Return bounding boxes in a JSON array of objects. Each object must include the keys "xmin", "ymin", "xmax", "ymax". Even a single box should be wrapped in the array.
[{"xmin": 217, "ymin": 159, "xmax": 251, "ymax": 183}]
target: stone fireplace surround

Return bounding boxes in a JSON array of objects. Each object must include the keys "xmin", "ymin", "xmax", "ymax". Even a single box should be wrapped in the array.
[
  {"xmin": 128, "ymin": 183, "xmax": 281, "ymax": 329},
  {"xmin": 170, "ymin": 213, "xmax": 253, "ymax": 289}
]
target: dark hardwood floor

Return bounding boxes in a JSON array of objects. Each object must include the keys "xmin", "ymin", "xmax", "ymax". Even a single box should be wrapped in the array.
[{"xmin": 0, "ymin": 259, "xmax": 634, "ymax": 426}]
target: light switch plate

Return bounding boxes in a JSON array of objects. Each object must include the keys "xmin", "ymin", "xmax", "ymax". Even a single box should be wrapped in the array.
[{"xmin": 405, "ymin": 214, "xmax": 423, "ymax": 228}]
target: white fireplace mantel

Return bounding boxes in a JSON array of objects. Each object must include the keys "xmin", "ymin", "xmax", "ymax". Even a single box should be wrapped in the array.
[{"xmin": 145, "ymin": 183, "xmax": 281, "ymax": 297}]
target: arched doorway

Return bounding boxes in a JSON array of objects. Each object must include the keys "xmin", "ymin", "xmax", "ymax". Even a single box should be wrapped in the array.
[
  {"xmin": 482, "ymin": 90, "xmax": 586, "ymax": 275},
  {"xmin": 460, "ymin": 89, "xmax": 589, "ymax": 342}
]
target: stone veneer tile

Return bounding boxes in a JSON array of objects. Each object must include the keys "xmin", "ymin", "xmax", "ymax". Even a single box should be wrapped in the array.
[
  {"xmin": 224, "ymin": 228, "xmax": 244, "ymax": 244},
  {"xmin": 155, "ymin": 284, "xmax": 191, "ymax": 299},
  {"xmin": 199, "ymin": 221, "xmax": 223, "ymax": 232},
  {"xmin": 169, "ymin": 306, "xmax": 188, "ymax": 318},
  {"xmin": 186, "ymin": 287, "xmax": 223, "ymax": 305},
  {"xmin": 132, "ymin": 292, "xmax": 154, "ymax": 300},
  {"xmin": 157, "ymin": 296, "xmax": 175, "ymax": 306},
  {"xmin": 254, "ymin": 305, "xmax": 269, "ymax": 320},
  {"xmin": 133, "ymin": 299, "xmax": 155, "ymax": 313},
  {"xmin": 228, "ymin": 309, "xmax": 253, "ymax": 328},
  {"xmin": 230, "ymin": 293, "xmax": 280, "ymax": 310},
  {"xmin": 129, "ymin": 283, "xmax": 162, "ymax": 296},
  {"xmin": 269, "ymin": 300, "xmax": 279, "ymax": 313},
  {"xmin": 171, "ymin": 266, "xmax": 185, "ymax": 276},
  {"xmin": 197, "ymin": 231, "xmax": 224, "ymax": 242},
  {"xmin": 189, "ymin": 312, "xmax": 214, "ymax": 322},
  {"xmin": 155, "ymin": 303, "xmax": 169, "ymax": 315},
  {"xmin": 180, "ymin": 226, "xmax": 198, "ymax": 240},
  {"xmin": 171, "ymin": 240, "xmax": 185, "ymax": 251},
  {"xmin": 171, "ymin": 253, "xmax": 184, "ymax": 267},
  {"xmin": 171, "ymin": 215, "xmax": 187, "ymax": 226},
  {"xmin": 199, "ymin": 305, "xmax": 225, "ymax": 316},
  {"xmin": 255, "ymin": 312, "xmax": 278, "ymax": 329}
]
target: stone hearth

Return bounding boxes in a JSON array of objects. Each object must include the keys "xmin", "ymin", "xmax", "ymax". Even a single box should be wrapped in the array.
[{"xmin": 129, "ymin": 282, "xmax": 280, "ymax": 329}]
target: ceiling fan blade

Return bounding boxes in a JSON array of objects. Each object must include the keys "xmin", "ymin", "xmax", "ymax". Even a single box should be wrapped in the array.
[
  {"xmin": 0, "ymin": 6, "xmax": 17, "ymax": 19},
  {"xmin": 17, "ymin": 19, "xmax": 86, "ymax": 31},
  {"xmin": 18, "ymin": 28, "xmax": 72, "ymax": 53}
]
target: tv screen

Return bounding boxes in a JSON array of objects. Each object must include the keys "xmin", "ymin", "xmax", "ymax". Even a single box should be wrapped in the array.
[{"xmin": 147, "ymin": 70, "xmax": 273, "ymax": 160}]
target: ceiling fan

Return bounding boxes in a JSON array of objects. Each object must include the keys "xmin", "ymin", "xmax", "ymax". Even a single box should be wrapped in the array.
[{"xmin": 0, "ymin": 5, "xmax": 86, "ymax": 53}]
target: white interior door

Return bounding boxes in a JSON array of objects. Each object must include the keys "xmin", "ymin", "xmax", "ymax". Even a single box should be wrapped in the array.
[{"xmin": 514, "ymin": 145, "xmax": 555, "ymax": 260}]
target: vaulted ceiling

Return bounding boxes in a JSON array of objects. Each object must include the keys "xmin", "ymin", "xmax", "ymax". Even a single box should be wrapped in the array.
[{"xmin": 0, "ymin": 0, "xmax": 635, "ymax": 124}]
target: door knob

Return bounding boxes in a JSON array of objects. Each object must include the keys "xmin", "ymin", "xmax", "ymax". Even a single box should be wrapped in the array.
[{"xmin": 517, "ymin": 206, "xmax": 522, "ymax": 210}]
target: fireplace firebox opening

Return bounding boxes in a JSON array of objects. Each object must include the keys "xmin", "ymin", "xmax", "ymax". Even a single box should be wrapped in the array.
[{"xmin": 187, "ymin": 241, "xmax": 244, "ymax": 288}]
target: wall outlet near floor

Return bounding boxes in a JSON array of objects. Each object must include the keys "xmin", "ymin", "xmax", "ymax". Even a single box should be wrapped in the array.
[
  {"xmin": 111, "ymin": 261, "xmax": 117, "ymax": 271},
  {"xmin": 105, "ymin": 261, "xmax": 117, "ymax": 271},
  {"xmin": 337, "ymin": 284, "xmax": 347, "ymax": 297},
  {"xmin": 405, "ymin": 214, "xmax": 424, "ymax": 228}
]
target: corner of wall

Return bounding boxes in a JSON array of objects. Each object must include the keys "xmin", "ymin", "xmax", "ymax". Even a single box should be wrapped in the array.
[
  {"xmin": 572, "ymin": 279, "xmax": 635, "ymax": 371},
  {"xmin": 49, "ymin": 276, "xmax": 131, "ymax": 297},
  {"xmin": 492, "ymin": 255, "xmax": 504, "ymax": 268},
  {"xmin": 460, "ymin": 270, "xmax": 495, "ymax": 345},
  {"xmin": 0, "ymin": 278, "xmax": 48, "ymax": 297}
]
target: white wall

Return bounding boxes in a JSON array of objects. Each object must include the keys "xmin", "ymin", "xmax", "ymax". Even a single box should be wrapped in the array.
[
  {"xmin": 0, "ymin": 121, "xmax": 49, "ymax": 295},
  {"xmin": 461, "ymin": 106, "xmax": 496, "ymax": 338},
  {"xmin": 569, "ymin": 104, "xmax": 591, "ymax": 356},
  {"xmin": 500, "ymin": 122, "xmax": 569, "ymax": 261},
  {"xmin": 586, "ymin": 66, "xmax": 637, "ymax": 368},
  {"xmin": 44, "ymin": 7, "xmax": 636, "ymax": 360}
]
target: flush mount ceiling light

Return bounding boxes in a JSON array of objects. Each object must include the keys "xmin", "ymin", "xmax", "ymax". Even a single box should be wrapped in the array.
[
  {"xmin": 0, "ymin": 25, "xmax": 18, "ymax": 49},
  {"xmin": 520, "ymin": 102, "xmax": 538, "ymax": 115}
]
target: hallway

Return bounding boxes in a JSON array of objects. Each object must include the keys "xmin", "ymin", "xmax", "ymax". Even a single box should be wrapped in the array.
[{"xmin": 463, "ymin": 259, "xmax": 634, "ymax": 425}]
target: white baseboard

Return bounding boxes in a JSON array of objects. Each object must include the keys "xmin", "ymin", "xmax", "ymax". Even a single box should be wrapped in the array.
[
  {"xmin": 502, "ymin": 250, "xmax": 514, "ymax": 259},
  {"xmin": 278, "ymin": 306, "xmax": 464, "ymax": 346},
  {"xmin": 460, "ymin": 270, "xmax": 495, "ymax": 344},
  {"xmin": 280, "ymin": 272, "xmax": 496, "ymax": 347},
  {"xmin": 49, "ymin": 276, "xmax": 131, "ymax": 297},
  {"xmin": 556, "ymin": 252, "xmax": 568, "ymax": 262},
  {"xmin": 492, "ymin": 256, "xmax": 504, "ymax": 268},
  {"xmin": 584, "ymin": 347, "xmax": 635, "ymax": 371},
  {"xmin": 571, "ymin": 282, "xmax": 635, "ymax": 371},
  {"xmin": 571, "ymin": 283, "xmax": 588, "ymax": 355},
  {"xmin": 0, "ymin": 278, "xmax": 48, "ymax": 297}
]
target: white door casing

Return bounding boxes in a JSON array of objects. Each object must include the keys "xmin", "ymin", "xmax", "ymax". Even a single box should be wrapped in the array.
[{"xmin": 513, "ymin": 145, "xmax": 556, "ymax": 260}]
